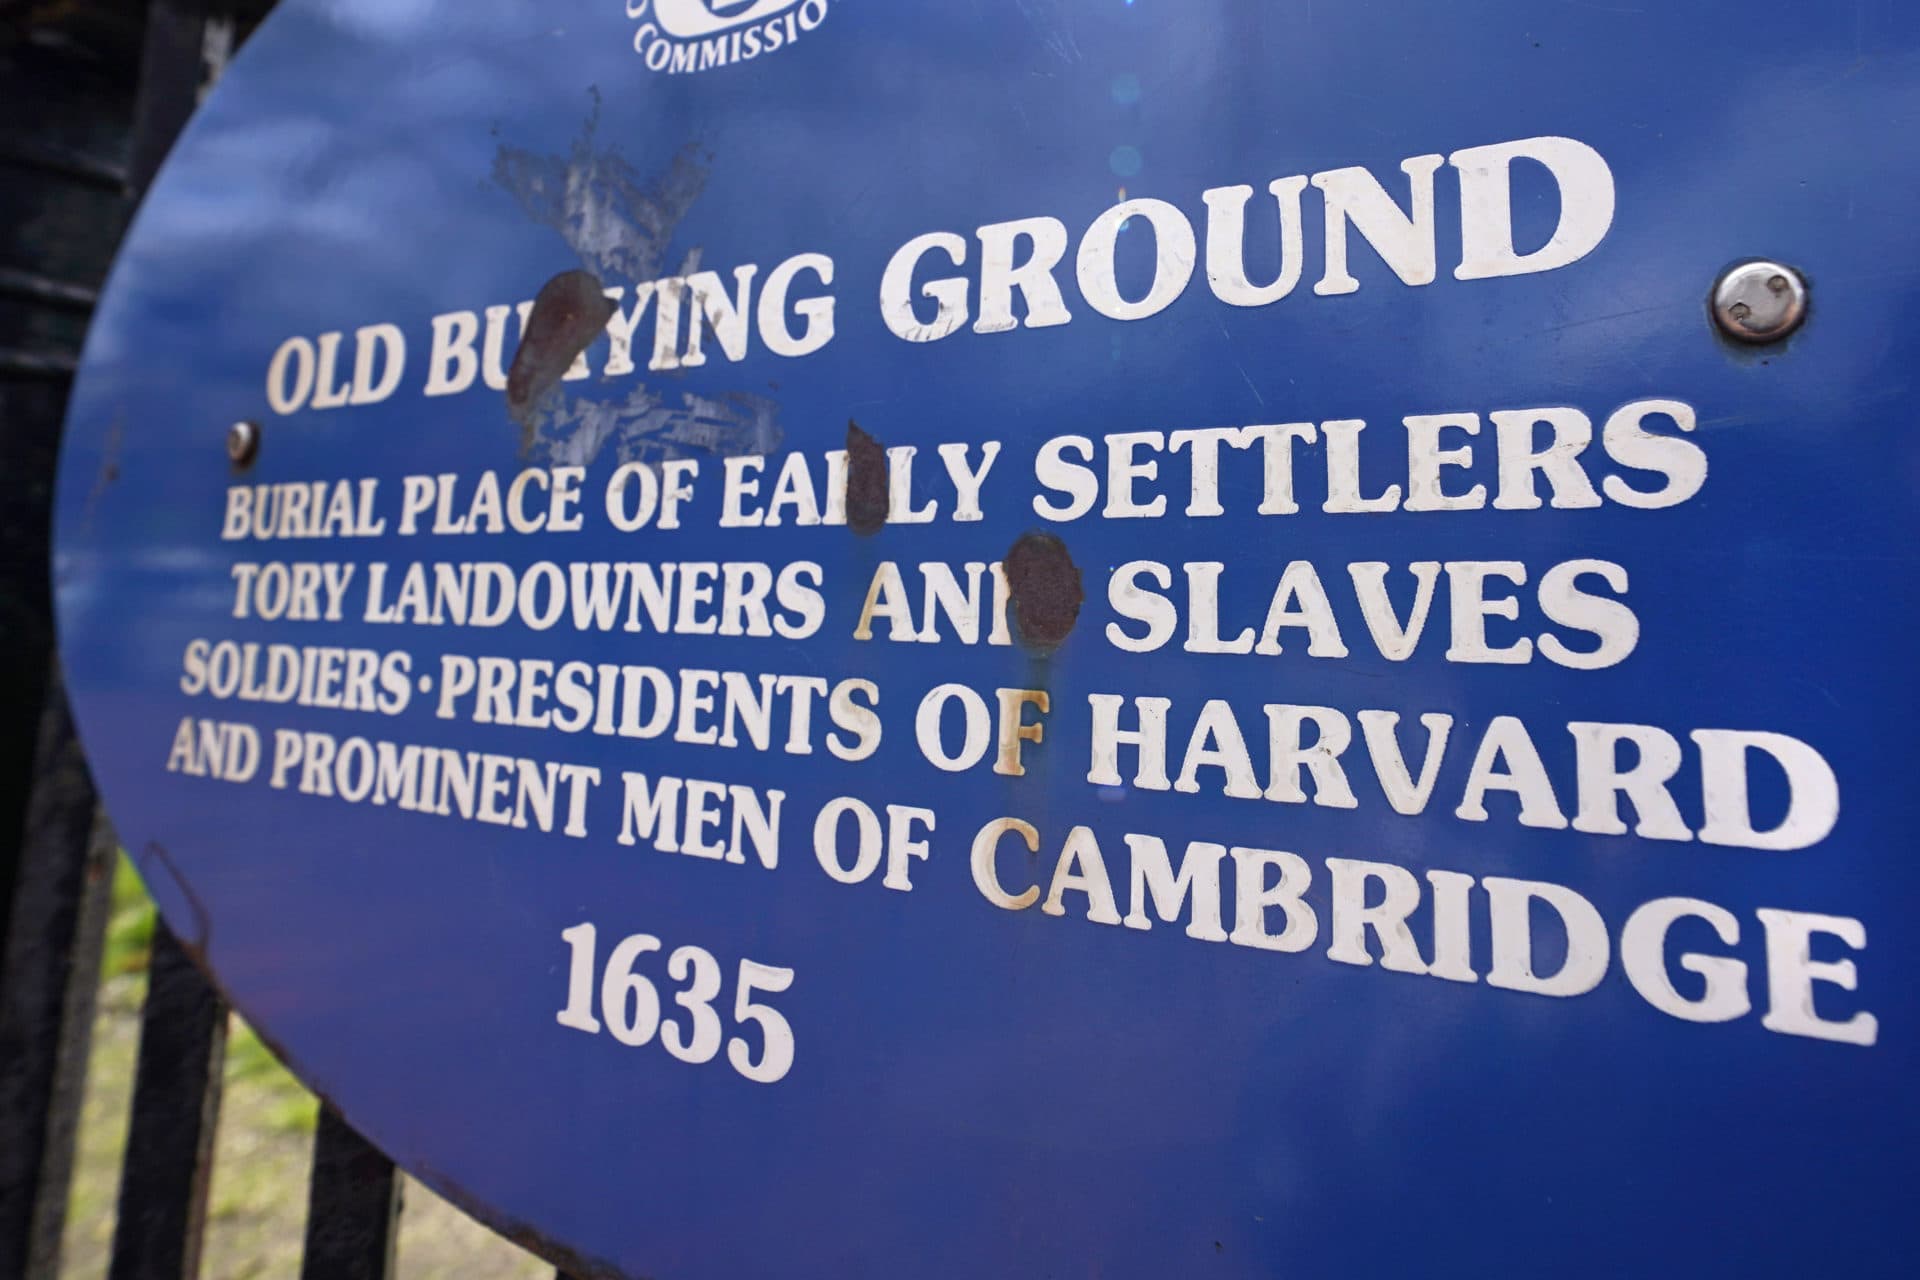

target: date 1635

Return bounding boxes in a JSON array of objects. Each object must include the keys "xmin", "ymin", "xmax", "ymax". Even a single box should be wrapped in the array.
[{"xmin": 556, "ymin": 923, "xmax": 796, "ymax": 1084}]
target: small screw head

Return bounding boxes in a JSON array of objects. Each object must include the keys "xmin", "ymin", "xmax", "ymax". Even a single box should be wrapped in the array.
[
  {"xmin": 1713, "ymin": 261, "xmax": 1808, "ymax": 344},
  {"xmin": 226, "ymin": 420, "xmax": 261, "ymax": 468}
]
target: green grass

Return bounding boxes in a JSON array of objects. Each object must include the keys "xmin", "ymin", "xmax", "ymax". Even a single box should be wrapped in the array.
[
  {"xmin": 101, "ymin": 853, "xmax": 154, "ymax": 977},
  {"xmin": 226, "ymin": 1022, "xmax": 319, "ymax": 1135}
]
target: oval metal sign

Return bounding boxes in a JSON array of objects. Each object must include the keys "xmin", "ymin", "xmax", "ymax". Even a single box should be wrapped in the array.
[{"xmin": 55, "ymin": 1, "xmax": 1920, "ymax": 1275}]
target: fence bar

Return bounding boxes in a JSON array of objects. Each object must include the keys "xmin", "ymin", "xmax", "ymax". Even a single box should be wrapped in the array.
[
  {"xmin": 0, "ymin": 349, "xmax": 80, "ymax": 381},
  {"xmin": 127, "ymin": 0, "xmax": 212, "ymax": 195},
  {"xmin": 0, "ymin": 267, "xmax": 101, "ymax": 313},
  {"xmin": 0, "ymin": 139, "xmax": 131, "ymax": 192},
  {"xmin": 106, "ymin": 923, "xmax": 228, "ymax": 1280},
  {"xmin": 301, "ymin": 1106, "xmax": 402, "ymax": 1280},
  {"xmin": 0, "ymin": 678, "xmax": 112, "ymax": 1279}
]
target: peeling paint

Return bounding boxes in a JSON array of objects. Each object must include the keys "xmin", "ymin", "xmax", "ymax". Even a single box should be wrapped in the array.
[
  {"xmin": 1015, "ymin": 0, "xmax": 1083, "ymax": 64},
  {"xmin": 492, "ymin": 92, "xmax": 707, "ymax": 284},
  {"xmin": 536, "ymin": 383, "xmax": 781, "ymax": 468},
  {"xmin": 493, "ymin": 95, "xmax": 782, "ymax": 465}
]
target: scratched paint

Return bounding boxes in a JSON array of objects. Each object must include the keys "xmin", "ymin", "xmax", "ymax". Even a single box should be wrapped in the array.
[
  {"xmin": 493, "ymin": 95, "xmax": 783, "ymax": 465},
  {"xmin": 492, "ymin": 94, "xmax": 709, "ymax": 284}
]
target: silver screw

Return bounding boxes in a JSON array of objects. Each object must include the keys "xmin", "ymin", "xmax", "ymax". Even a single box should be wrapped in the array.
[
  {"xmin": 226, "ymin": 420, "xmax": 261, "ymax": 467},
  {"xmin": 1713, "ymin": 261, "xmax": 1808, "ymax": 343}
]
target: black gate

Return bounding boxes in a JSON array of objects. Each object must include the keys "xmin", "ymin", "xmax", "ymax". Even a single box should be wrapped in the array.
[{"xmin": 0, "ymin": 4, "xmax": 569, "ymax": 1276}]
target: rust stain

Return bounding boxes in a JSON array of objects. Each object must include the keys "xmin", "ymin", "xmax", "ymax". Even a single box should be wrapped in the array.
[
  {"xmin": 507, "ymin": 269, "xmax": 618, "ymax": 448},
  {"xmin": 844, "ymin": 419, "xmax": 889, "ymax": 535},
  {"xmin": 139, "ymin": 840, "xmax": 213, "ymax": 956},
  {"xmin": 1003, "ymin": 531, "xmax": 1084, "ymax": 651}
]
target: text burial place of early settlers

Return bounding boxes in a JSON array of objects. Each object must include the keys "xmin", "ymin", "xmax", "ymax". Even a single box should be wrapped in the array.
[{"xmin": 165, "ymin": 135, "xmax": 1873, "ymax": 1083}]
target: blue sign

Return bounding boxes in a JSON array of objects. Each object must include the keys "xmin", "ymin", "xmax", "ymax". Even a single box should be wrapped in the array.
[{"xmin": 54, "ymin": 1, "xmax": 1920, "ymax": 1275}]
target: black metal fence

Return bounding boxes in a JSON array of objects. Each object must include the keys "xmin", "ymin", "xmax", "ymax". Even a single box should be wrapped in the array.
[{"xmin": 0, "ymin": 4, "xmax": 568, "ymax": 1276}]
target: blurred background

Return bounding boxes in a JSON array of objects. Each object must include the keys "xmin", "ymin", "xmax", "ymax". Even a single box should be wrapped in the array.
[
  {"xmin": 0, "ymin": 3, "xmax": 550, "ymax": 1274},
  {"xmin": 62, "ymin": 857, "xmax": 548, "ymax": 1280}
]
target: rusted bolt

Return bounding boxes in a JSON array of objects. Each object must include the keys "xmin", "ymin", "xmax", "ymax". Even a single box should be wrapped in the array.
[
  {"xmin": 226, "ymin": 420, "xmax": 261, "ymax": 468},
  {"xmin": 1712, "ymin": 261, "xmax": 1807, "ymax": 344}
]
